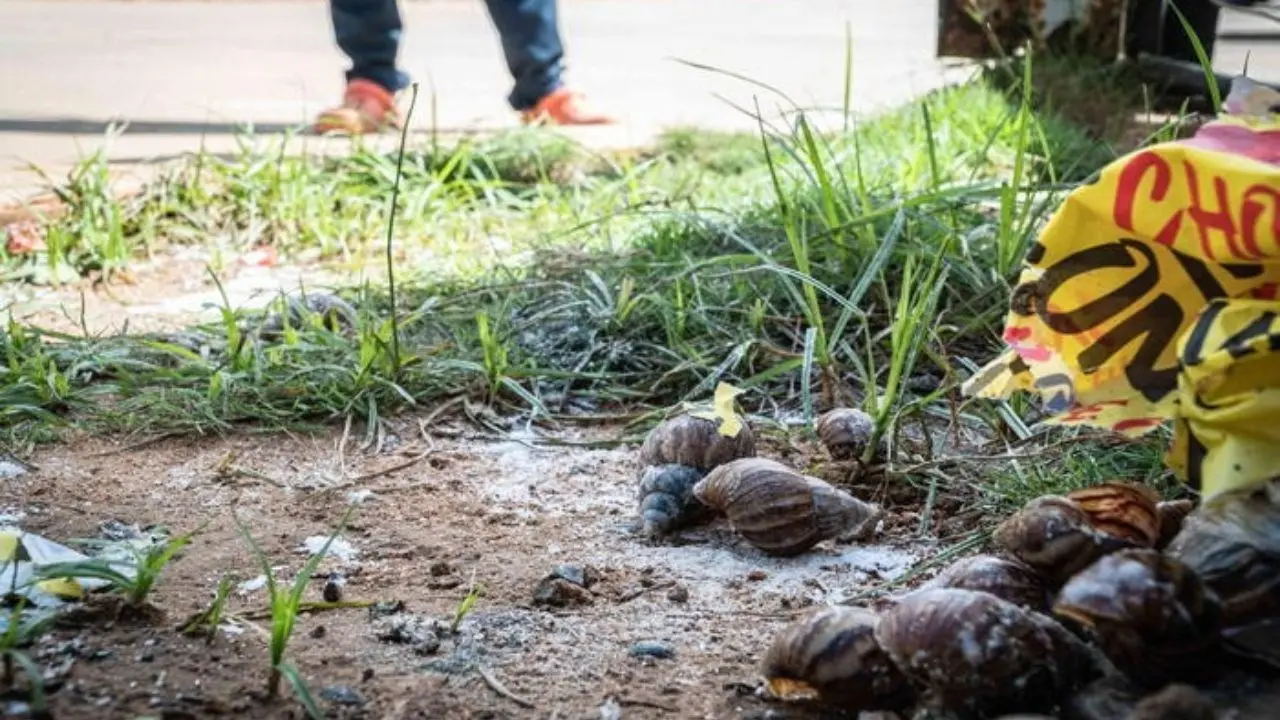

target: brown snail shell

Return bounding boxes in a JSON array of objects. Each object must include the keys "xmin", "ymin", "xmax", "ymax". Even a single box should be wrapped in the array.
[
  {"xmin": 1167, "ymin": 484, "xmax": 1280, "ymax": 629},
  {"xmin": 816, "ymin": 408, "xmax": 877, "ymax": 461},
  {"xmin": 1052, "ymin": 548, "xmax": 1223, "ymax": 689},
  {"xmin": 876, "ymin": 587, "xmax": 1093, "ymax": 715},
  {"xmin": 636, "ymin": 464, "xmax": 709, "ymax": 537},
  {"xmin": 1155, "ymin": 499, "xmax": 1195, "ymax": 550},
  {"xmin": 920, "ymin": 554, "xmax": 1049, "ymax": 611},
  {"xmin": 760, "ymin": 605, "xmax": 914, "ymax": 711},
  {"xmin": 638, "ymin": 413, "xmax": 755, "ymax": 472},
  {"xmin": 693, "ymin": 458, "xmax": 881, "ymax": 557},
  {"xmin": 993, "ymin": 495, "xmax": 1137, "ymax": 587},
  {"xmin": 1066, "ymin": 481, "xmax": 1161, "ymax": 548}
]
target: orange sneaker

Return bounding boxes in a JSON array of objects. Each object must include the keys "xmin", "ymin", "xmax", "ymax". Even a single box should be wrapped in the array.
[
  {"xmin": 520, "ymin": 88, "xmax": 614, "ymax": 126},
  {"xmin": 314, "ymin": 78, "xmax": 403, "ymax": 135}
]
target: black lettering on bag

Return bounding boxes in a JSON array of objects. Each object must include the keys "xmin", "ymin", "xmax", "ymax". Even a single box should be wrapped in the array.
[
  {"xmin": 1036, "ymin": 240, "xmax": 1160, "ymax": 335},
  {"xmin": 1076, "ymin": 293, "xmax": 1183, "ymax": 403}
]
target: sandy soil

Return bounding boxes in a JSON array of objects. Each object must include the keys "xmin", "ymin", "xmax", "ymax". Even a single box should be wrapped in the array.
[{"xmin": 3, "ymin": 415, "xmax": 931, "ymax": 720}]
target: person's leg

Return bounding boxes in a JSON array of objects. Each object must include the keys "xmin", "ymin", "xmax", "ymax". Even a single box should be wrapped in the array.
[
  {"xmin": 482, "ymin": 0, "xmax": 613, "ymax": 124},
  {"xmin": 316, "ymin": 0, "xmax": 409, "ymax": 134}
]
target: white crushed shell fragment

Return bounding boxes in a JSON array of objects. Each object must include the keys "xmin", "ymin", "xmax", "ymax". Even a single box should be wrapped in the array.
[{"xmin": 301, "ymin": 535, "xmax": 359, "ymax": 562}]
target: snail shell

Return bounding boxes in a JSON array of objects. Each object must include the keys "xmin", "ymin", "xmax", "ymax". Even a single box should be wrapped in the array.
[
  {"xmin": 760, "ymin": 605, "xmax": 914, "ymax": 711},
  {"xmin": 1167, "ymin": 484, "xmax": 1280, "ymax": 629},
  {"xmin": 693, "ymin": 458, "xmax": 881, "ymax": 557},
  {"xmin": 1065, "ymin": 481, "xmax": 1161, "ymax": 548},
  {"xmin": 636, "ymin": 464, "xmax": 709, "ymax": 537},
  {"xmin": 993, "ymin": 495, "xmax": 1137, "ymax": 587},
  {"xmin": 260, "ymin": 292, "xmax": 358, "ymax": 339},
  {"xmin": 1052, "ymin": 548, "xmax": 1223, "ymax": 689},
  {"xmin": 876, "ymin": 587, "xmax": 1093, "ymax": 715},
  {"xmin": 1155, "ymin": 499, "xmax": 1195, "ymax": 550},
  {"xmin": 816, "ymin": 408, "xmax": 877, "ymax": 461},
  {"xmin": 638, "ymin": 413, "xmax": 756, "ymax": 472},
  {"xmin": 920, "ymin": 554, "xmax": 1049, "ymax": 611}
]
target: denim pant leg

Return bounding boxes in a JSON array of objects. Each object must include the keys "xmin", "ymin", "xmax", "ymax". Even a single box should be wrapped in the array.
[
  {"xmin": 482, "ymin": 0, "xmax": 566, "ymax": 110},
  {"xmin": 331, "ymin": 0, "xmax": 411, "ymax": 92}
]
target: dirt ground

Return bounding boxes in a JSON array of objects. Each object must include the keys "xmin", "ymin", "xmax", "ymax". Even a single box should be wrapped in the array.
[{"xmin": 3, "ymin": 413, "xmax": 930, "ymax": 720}]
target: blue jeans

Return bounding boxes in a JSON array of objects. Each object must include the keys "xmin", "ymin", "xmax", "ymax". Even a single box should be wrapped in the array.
[{"xmin": 330, "ymin": 0, "xmax": 565, "ymax": 111}]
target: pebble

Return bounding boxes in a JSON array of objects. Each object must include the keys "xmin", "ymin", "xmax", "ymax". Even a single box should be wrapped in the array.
[
  {"xmin": 320, "ymin": 685, "xmax": 365, "ymax": 706},
  {"xmin": 309, "ymin": 625, "xmax": 327, "ymax": 639},
  {"xmin": 532, "ymin": 577, "xmax": 592, "ymax": 608},
  {"xmin": 629, "ymin": 641, "xmax": 675, "ymax": 660},
  {"xmin": 552, "ymin": 563, "xmax": 589, "ymax": 587},
  {"xmin": 429, "ymin": 561, "xmax": 453, "ymax": 577},
  {"xmin": 666, "ymin": 586, "xmax": 689, "ymax": 604},
  {"xmin": 746, "ymin": 570, "xmax": 768, "ymax": 582},
  {"xmin": 373, "ymin": 615, "xmax": 441, "ymax": 656},
  {"xmin": 322, "ymin": 573, "xmax": 344, "ymax": 603}
]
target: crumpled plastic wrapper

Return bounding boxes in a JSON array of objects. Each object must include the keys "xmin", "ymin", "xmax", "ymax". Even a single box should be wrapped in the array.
[{"xmin": 963, "ymin": 77, "xmax": 1280, "ymax": 503}]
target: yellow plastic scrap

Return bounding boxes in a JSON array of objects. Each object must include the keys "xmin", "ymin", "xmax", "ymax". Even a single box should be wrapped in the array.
[
  {"xmin": 1167, "ymin": 299, "xmax": 1280, "ymax": 501},
  {"xmin": 0, "ymin": 529, "xmax": 94, "ymax": 601},
  {"xmin": 686, "ymin": 382, "xmax": 748, "ymax": 438},
  {"xmin": 963, "ymin": 75, "xmax": 1280, "ymax": 502}
]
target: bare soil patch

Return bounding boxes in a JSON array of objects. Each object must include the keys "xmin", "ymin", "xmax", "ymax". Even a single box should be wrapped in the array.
[{"xmin": 5, "ymin": 418, "xmax": 927, "ymax": 719}]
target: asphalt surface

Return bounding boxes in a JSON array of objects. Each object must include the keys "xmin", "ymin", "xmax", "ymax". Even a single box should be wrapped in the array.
[{"xmin": 0, "ymin": 0, "xmax": 1275, "ymax": 199}]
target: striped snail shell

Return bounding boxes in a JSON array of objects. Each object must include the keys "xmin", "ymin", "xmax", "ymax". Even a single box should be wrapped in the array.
[
  {"xmin": 992, "ymin": 495, "xmax": 1137, "ymax": 588},
  {"xmin": 876, "ymin": 588, "xmax": 1095, "ymax": 716},
  {"xmin": 760, "ymin": 605, "xmax": 914, "ymax": 712},
  {"xmin": 815, "ymin": 408, "xmax": 877, "ymax": 461},
  {"xmin": 1065, "ymin": 481, "xmax": 1162, "ymax": 548},
  {"xmin": 1052, "ymin": 548, "xmax": 1224, "ymax": 689},
  {"xmin": 919, "ymin": 554, "xmax": 1049, "ymax": 612},
  {"xmin": 638, "ymin": 413, "xmax": 756, "ymax": 472},
  {"xmin": 636, "ymin": 464, "xmax": 709, "ymax": 537},
  {"xmin": 693, "ymin": 458, "xmax": 881, "ymax": 557},
  {"xmin": 1155, "ymin": 498, "xmax": 1195, "ymax": 550}
]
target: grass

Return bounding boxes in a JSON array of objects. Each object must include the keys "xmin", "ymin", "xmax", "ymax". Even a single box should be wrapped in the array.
[
  {"xmin": 235, "ymin": 505, "xmax": 354, "ymax": 709},
  {"xmin": 0, "ymin": 56, "xmax": 1187, "ymax": 507}
]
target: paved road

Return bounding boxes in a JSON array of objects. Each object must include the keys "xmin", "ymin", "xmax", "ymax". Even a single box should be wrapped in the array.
[
  {"xmin": 0, "ymin": 0, "xmax": 1274, "ymax": 200},
  {"xmin": 0, "ymin": 0, "xmax": 967, "ymax": 200}
]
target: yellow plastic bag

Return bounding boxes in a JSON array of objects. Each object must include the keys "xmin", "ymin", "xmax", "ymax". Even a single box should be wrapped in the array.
[{"xmin": 963, "ymin": 78, "xmax": 1280, "ymax": 502}]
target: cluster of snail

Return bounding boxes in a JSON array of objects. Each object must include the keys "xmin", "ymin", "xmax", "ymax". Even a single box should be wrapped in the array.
[
  {"xmin": 634, "ymin": 408, "xmax": 882, "ymax": 557},
  {"xmin": 759, "ymin": 476, "xmax": 1280, "ymax": 716}
]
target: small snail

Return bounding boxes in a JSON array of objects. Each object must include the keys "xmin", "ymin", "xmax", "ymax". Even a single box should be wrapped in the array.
[
  {"xmin": 634, "ymin": 413, "xmax": 755, "ymax": 538},
  {"xmin": 638, "ymin": 413, "xmax": 756, "ymax": 472},
  {"xmin": 876, "ymin": 588, "xmax": 1094, "ymax": 715},
  {"xmin": 1155, "ymin": 499, "xmax": 1195, "ymax": 550},
  {"xmin": 693, "ymin": 458, "xmax": 881, "ymax": 557},
  {"xmin": 1052, "ymin": 548, "xmax": 1223, "ymax": 689},
  {"xmin": 260, "ymin": 292, "xmax": 359, "ymax": 339},
  {"xmin": 816, "ymin": 408, "xmax": 878, "ymax": 461},
  {"xmin": 993, "ymin": 495, "xmax": 1138, "ymax": 587},
  {"xmin": 636, "ymin": 464, "xmax": 709, "ymax": 537},
  {"xmin": 919, "ymin": 554, "xmax": 1049, "ymax": 612},
  {"xmin": 1166, "ymin": 483, "xmax": 1280, "ymax": 629},
  {"xmin": 760, "ymin": 605, "xmax": 914, "ymax": 712},
  {"xmin": 1065, "ymin": 482, "xmax": 1162, "ymax": 548}
]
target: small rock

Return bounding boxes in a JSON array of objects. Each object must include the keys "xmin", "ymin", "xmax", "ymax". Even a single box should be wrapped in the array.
[
  {"xmin": 746, "ymin": 570, "xmax": 768, "ymax": 582},
  {"xmin": 427, "ymin": 575, "xmax": 463, "ymax": 590},
  {"xmin": 136, "ymin": 652, "xmax": 155, "ymax": 663},
  {"xmin": 361, "ymin": 668, "xmax": 375, "ymax": 682},
  {"xmin": 320, "ymin": 685, "xmax": 365, "ymax": 706},
  {"xmin": 89, "ymin": 649, "xmax": 115, "ymax": 662},
  {"xmin": 629, "ymin": 641, "xmax": 675, "ymax": 659},
  {"xmin": 552, "ymin": 563, "xmax": 590, "ymax": 587},
  {"xmin": 599, "ymin": 697, "xmax": 622, "ymax": 720},
  {"xmin": 532, "ymin": 577, "xmax": 592, "ymax": 608},
  {"xmin": 373, "ymin": 615, "xmax": 441, "ymax": 655},
  {"xmin": 309, "ymin": 625, "xmax": 327, "ymax": 639},
  {"xmin": 346, "ymin": 489, "xmax": 377, "ymax": 505},
  {"xmin": 237, "ymin": 575, "xmax": 268, "ymax": 595},
  {"xmin": 666, "ymin": 586, "xmax": 689, "ymax": 604},
  {"xmin": 429, "ymin": 561, "xmax": 453, "ymax": 577},
  {"xmin": 368, "ymin": 600, "xmax": 406, "ymax": 618},
  {"xmin": 323, "ymin": 573, "xmax": 344, "ymax": 603}
]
